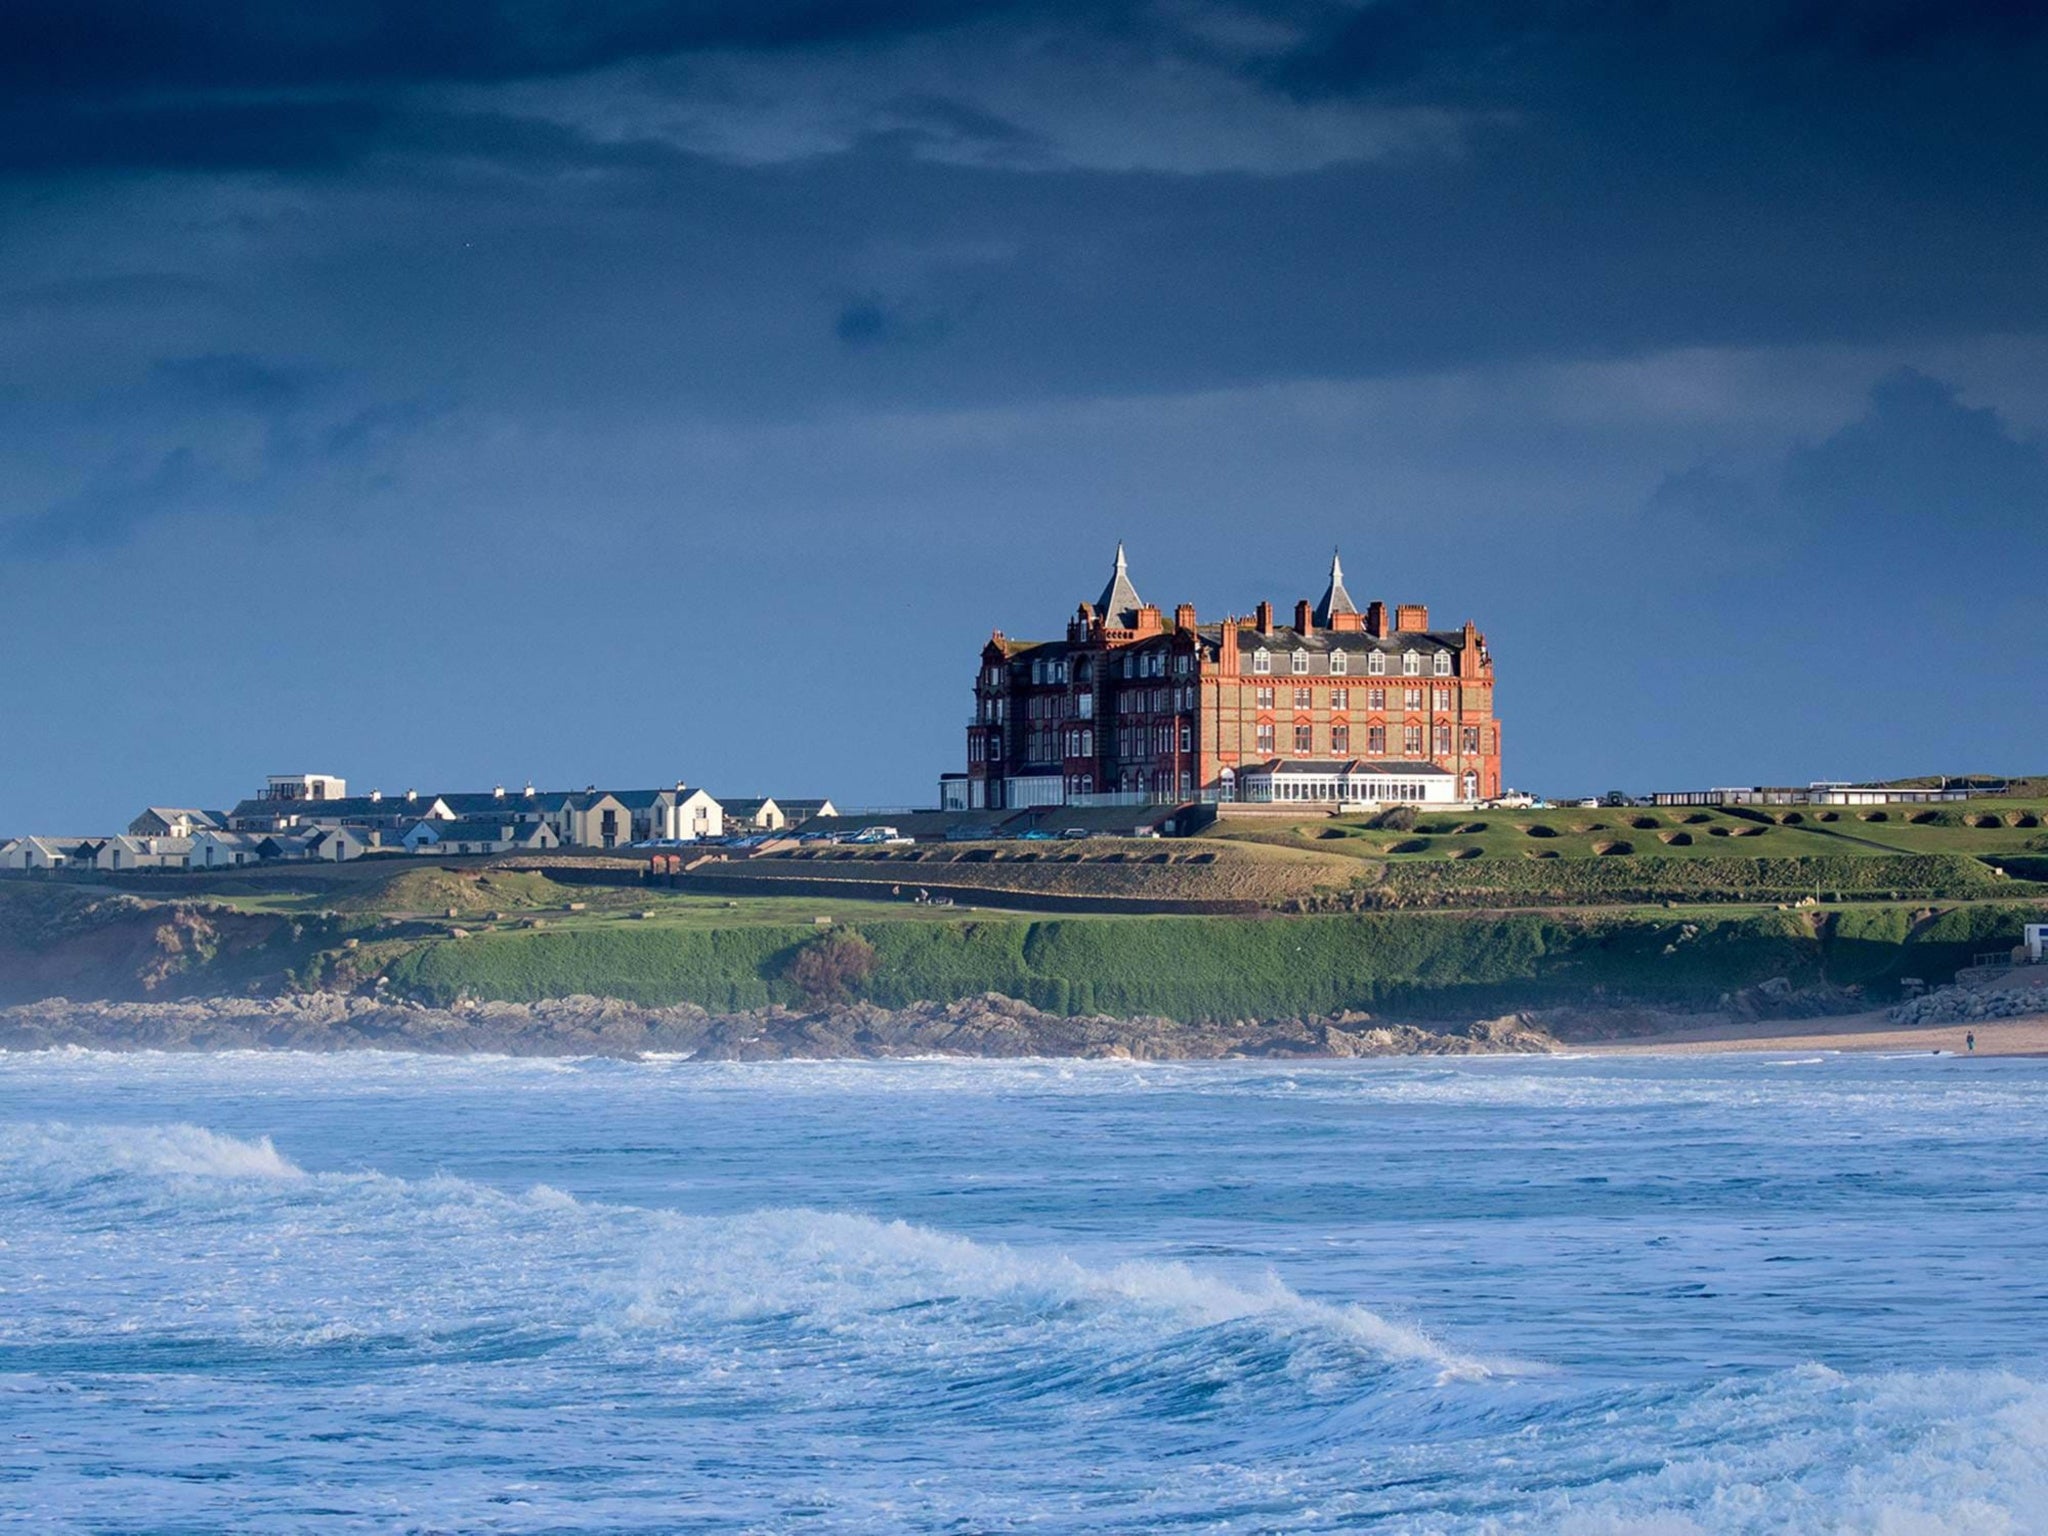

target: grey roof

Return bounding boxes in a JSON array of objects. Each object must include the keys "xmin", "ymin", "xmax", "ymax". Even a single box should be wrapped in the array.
[
  {"xmin": 433, "ymin": 818, "xmax": 525, "ymax": 841},
  {"xmin": 1094, "ymin": 543, "xmax": 1144, "ymax": 628},
  {"xmin": 438, "ymin": 792, "xmax": 566, "ymax": 817},
  {"xmin": 1313, "ymin": 551, "xmax": 1359, "ymax": 626},
  {"xmin": 137, "ymin": 806, "xmax": 222, "ymax": 829}
]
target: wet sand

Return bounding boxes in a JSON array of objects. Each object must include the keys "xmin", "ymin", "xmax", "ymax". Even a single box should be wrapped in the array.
[{"xmin": 1579, "ymin": 1007, "xmax": 2048, "ymax": 1058}]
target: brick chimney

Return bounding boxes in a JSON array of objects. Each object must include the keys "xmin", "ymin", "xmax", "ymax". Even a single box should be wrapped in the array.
[
  {"xmin": 1174, "ymin": 602, "xmax": 1196, "ymax": 630},
  {"xmin": 1395, "ymin": 602, "xmax": 1429, "ymax": 633},
  {"xmin": 1364, "ymin": 601, "xmax": 1388, "ymax": 638},
  {"xmin": 1294, "ymin": 599, "xmax": 1313, "ymax": 636},
  {"xmin": 1218, "ymin": 618, "xmax": 1240, "ymax": 675},
  {"xmin": 1255, "ymin": 600, "xmax": 1274, "ymax": 635}
]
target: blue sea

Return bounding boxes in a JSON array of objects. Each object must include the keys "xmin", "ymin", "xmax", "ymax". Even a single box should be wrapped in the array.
[{"xmin": 3, "ymin": 1048, "xmax": 2046, "ymax": 1533}]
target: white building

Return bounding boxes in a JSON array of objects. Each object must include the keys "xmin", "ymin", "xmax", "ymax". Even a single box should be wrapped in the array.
[
  {"xmin": 1, "ymin": 837, "xmax": 90, "ymax": 871},
  {"xmin": 1238, "ymin": 760, "xmax": 1460, "ymax": 806},
  {"xmin": 95, "ymin": 835, "xmax": 193, "ymax": 871}
]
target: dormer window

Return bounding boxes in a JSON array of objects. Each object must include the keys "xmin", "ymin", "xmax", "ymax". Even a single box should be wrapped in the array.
[
  {"xmin": 1290, "ymin": 649, "xmax": 1309, "ymax": 675},
  {"xmin": 1433, "ymin": 650, "xmax": 1452, "ymax": 676},
  {"xmin": 1368, "ymin": 651, "xmax": 1386, "ymax": 676},
  {"xmin": 1253, "ymin": 648, "xmax": 1271, "ymax": 675},
  {"xmin": 1402, "ymin": 651, "xmax": 1421, "ymax": 676},
  {"xmin": 1330, "ymin": 650, "xmax": 1347, "ymax": 675}
]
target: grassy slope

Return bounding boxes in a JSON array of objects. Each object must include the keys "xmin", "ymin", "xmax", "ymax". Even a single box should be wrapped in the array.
[{"xmin": 379, "ymin": 902, "xmax": 2048, "ymax": 1019}]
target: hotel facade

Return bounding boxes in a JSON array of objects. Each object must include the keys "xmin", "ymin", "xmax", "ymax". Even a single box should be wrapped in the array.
[{"xmin": 962, "ymin": 548, "xmax": 1502, "ymax": 810}]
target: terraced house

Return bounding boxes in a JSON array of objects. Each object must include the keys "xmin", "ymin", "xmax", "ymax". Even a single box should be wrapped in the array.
[{"xmin": 965, "ymin": 547, "xmax": 1502, "ymax": 810}]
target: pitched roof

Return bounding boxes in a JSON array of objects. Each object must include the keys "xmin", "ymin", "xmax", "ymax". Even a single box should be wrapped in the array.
[
  {"xmin": 1313, "ymin": 551, "xmax": 1359, "ymax": 626},
  {"xmin": 1094, "ymin": 543, "xmax": 1144, "ymax": 628}
]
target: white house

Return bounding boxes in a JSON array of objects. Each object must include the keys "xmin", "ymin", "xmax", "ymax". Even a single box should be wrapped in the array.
[
  {"xmin": 304, "ymin": 826, "xmax": 378, "ymax": 862},
  {"xmin": 95, "ymin": 835, "xmax": 193, "ymax": 871},
  {"xmin": 404, "ymin": 819, "xmax": 560, "ymax": 856},
  {"xmin": 127, "ymin": 807, "xmax": 224, "ymax": 838},
  {"xmin": 187, "ymin": 830, "xmax": 275, "ymax": 869},
  {"xmin": 1, "ymin": 836, "xmax": 99, "ymax": 871},
  {"xmin": 671, "ymin": 787, "xmax": 723, "ymax": 841},
  {"xmin": 719, "ymin": 796, "xmax": 785, "ymax": 832}
]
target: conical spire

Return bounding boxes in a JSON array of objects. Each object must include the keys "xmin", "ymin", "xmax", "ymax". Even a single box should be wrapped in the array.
[
  {"xmin": 1313, "ymin": 548, "xmax": 1358, "ymax": 626},
  {"xmin": 1095, "ymin": 542, "xmax": 1144, "ymax": 628}
]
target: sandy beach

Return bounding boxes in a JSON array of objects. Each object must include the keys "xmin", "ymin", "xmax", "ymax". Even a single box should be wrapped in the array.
[{"xmin": 1581, "ymin": 1007, "xmax": 2048, "ymax": 1058}]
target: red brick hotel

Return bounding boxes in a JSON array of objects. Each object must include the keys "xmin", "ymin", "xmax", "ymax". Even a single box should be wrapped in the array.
[{"xmin": 963, "ymin": 548, "xmax": 1501, "ymax": 810}]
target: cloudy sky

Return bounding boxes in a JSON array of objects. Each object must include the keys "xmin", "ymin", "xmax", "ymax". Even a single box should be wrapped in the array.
[{"xmin": 4, "ymin": 1, "xmax": 2044, "ymax": 827}]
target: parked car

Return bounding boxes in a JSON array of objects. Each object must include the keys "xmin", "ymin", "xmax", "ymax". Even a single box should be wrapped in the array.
[
  {"xmin": 1016, "ymin": 829, "xmax": 1057, "ymax": 841},
  {"xmin": 1058, "ymin": 828, "xmax": 1088, "ymax": 840}
]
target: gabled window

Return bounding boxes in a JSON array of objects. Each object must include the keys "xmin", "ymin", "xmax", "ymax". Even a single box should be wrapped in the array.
[
  {"xmin": 1434, "ymin": 651, "xmax": 1452, "ymax": 677},
  {"xmin": 1368, "ymin": 651, "xmax": 1386, "ymax": 676},
  {"xmin": 1253, "ymin": 648, "xmax": 1271, "ymax": 675},
  {"xmin": 1330, "ymin": 650, "xmax": 1348, "ymax": 675},
  {"xmin": 1402, "ymin": 651, "xmax": 1421, "ymax": 676},
  {"xmin": 1291, "ymin": 649, "xmax": 1309, "ymax": 675}
]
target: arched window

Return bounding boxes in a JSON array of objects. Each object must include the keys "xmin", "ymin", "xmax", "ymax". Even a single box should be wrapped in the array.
[
  {"xmin": 1291, "ymin": 649, "xmax": 1309, "ymax": 674},
  {"xmin": 1367, "ymin": 651, "xmax": 1386, "ymax": 676},
  {"xmin": 1330, "ymin": 650, "xmax": 1347, "ymax": 675},
  {"xmin": 1433, "ymin": 650, "xmax": 1451, "ymax": 676},
  {"xmin": 1402, "ymin": 651, "xmax": 1421, "ymax": 676},
  {"xmin": 1253, "ymin": 648, "xmax": 1271, "ymax": 675}
]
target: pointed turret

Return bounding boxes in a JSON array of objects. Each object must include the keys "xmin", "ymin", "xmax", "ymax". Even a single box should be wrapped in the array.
[
  {"xmin": 1094, "ymin": 542, "xmax": 1144, "ymax": 628},
  {"xmin": 1313, "ymin": 549, "xmax": 1359, "ymax": 627}
]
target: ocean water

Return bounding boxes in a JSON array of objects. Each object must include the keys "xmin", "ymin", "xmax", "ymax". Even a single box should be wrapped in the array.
[{"xmin": 3, "ymin": 1050, "xmax": 2046, "ymax": 1533}]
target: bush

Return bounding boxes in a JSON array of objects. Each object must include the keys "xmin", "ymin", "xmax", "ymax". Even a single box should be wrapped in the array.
[
  {"xmin": 785, "ymin": 928, "xmax": 878, "ymax": 1003},
  {"xmin": 1371, "ymin": 805, "xmax": 1419, "ymax": 832}
]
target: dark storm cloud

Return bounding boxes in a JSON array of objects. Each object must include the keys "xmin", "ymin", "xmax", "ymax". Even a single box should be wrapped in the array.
[
  {"xmin": 4, "ymin": 0, "xmax": 1009, "ymax": 94},
  {"xmin": 1646, "ymin": 368, "xmax": 2047, "ymax": 552}
]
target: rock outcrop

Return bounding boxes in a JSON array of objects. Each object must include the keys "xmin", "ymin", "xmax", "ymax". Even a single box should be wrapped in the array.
[{"xmin": 0, "ymin": 992, "xmax": 1562, "ymax": 1060}]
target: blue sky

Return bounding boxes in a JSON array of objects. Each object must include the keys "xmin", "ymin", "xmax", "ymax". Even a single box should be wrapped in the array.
[{"xmin": 3, "ymin": 2, "xmax": 2044, "ymax": 829}]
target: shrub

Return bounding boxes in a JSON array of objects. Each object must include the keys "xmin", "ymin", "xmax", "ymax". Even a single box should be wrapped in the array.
[
  {"xmin": 785, "ymin": 928, "xmax": 878, "ymax": 1003},
  {"xmin": 1371, "ymin": 805, "xmax": 1420, "ymax": 832}
]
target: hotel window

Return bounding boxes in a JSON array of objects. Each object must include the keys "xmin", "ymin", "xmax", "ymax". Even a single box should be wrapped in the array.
[
  {"xmin": 1179, "ymin": 721, "xmax": 1192, "ymax": 753},
  {"xmin": 1179, "ymin": 770, "xmax": 1192, "ymax": 794},
  {"xmin": 1331, "ymin": 722, "xmax": 1350, "ymax": 754},
  {"xmin": 1255, "ymin": 686, "xmax": 1274, "ymax": 709},
  {"xmin": 1294, "ymin": 723, "xmax": 1313, "ymax": 754},
  {"xmin": 1403, "ymin": 651, "xmax": 1421, "ymax": 676},
  {"xmin": 1256, "ymin": 722, "xmax": 1276, "ymax": 754},
  {"xmin": 1331, "ymin": 650, "xmax": 1348, "ymax": 675},
  {"xmin": 1291, "ymin": 649, "xmax": 1309, "ymax": 675},
  {"xmin": 1404, "ymin": 723, "xmax": 1424, "ymax": 756},
  {"xmin": 1293, "ymin": 687, "xmax": 1312, "ymax": 710},
  {"xmin": 1461, "ymin": 726, "xmax": 1479, "ymax": 754},
  {"xmin": 1253, "ymin": 648, "xmax": 1271, "ymax": 674},
  {"xmin": 1434, "ymin": 723, "xmax": 1451, "ymax": 755},
  {"xmin": 1368, "ymin": 687, "xmax": 1385, "ymax": 710},
  {"xmin": 1404, "ymin": 688, "xmax": 1423, "ymax": 711},
  {"xmin": 1368, "ymin": 651, "xmax": 1386, "ymax": 676},
  {"xmin": 1330, "ymin": 688, "xmax": 1348, "ymax": 710},
  {"xmin": 1433, "ymin": 687, "xmax": 1451, "ymax": 711},
  {"xmin": 1367, "ymin": 724, "xmax": 1386, "ymax": 755},
  {"xmin": 1434, "ymin": 651, "xmax": 1452, "ymax": 676}
]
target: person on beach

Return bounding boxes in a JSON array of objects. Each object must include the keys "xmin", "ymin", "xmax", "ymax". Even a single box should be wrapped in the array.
[{"xmin": 1967, "ymin": 1031, "xmax": 1976, "ymax": 1053}]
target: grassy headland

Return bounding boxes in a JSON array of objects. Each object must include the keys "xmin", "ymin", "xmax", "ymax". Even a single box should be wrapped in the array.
[{"xmin": 4, "ymin": 794, "xmax": 2042, "ymax": 1021}]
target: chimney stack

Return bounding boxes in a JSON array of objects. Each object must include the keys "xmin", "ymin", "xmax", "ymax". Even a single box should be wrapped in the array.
[
  {"xmin": 1364, "ymin": 601, "xmax": 1388, "ymax": 639},
  {"xmin": 1174, "ymin": 602, "xmax": 1197, "ymax": 630},
  {"xmin": 1294, "ymin": 599, "xmax": 1313, "ymax": 636},
  {"xmin": 1255, "ymin": 600, "xmax": 1274, "ymax": 635},
  {"xmin": 1395, "ymin": 603, "xmax": 1429, "ymax": 633}
]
